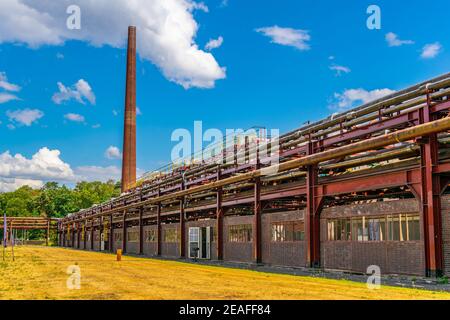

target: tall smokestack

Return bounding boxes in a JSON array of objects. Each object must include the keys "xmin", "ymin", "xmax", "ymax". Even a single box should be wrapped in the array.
[{"xmin": 121, "ymin": 26, "xmax": 137, "ymax": 193}]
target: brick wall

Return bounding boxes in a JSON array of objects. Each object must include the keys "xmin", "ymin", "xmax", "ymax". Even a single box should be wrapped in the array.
[
  {"xmin": 126, "ymin": 226, "xmax": 139, "ymax": 254},
  {"xmin": 320, "ymin": 199, "xmax": 425, "ymax": 276},
  {"xmin": 261, "ymin": 210, "xmax": 307, "ymax": 267},
  {"xmin": 161, "ymin": 223, "xmax": 180, "ymax": 257},
  {"xmin": 93, "ymin": 230, "xmax": 100, "ymax": 251},
  {"xmin": 85, "ymin": 229, "xmax": 92, "ymax": 250},
  {"xmin": 223, "ymin": 215, "xmax": 253, "ymax": 263},
  {"xmin": 441, "ymin": 194, "xmax": 450, "ymax": 276},
  {"xmin": 112, "ymin": 228, "xmax": 122, "ymax": 252},
  {"xmin": 142, "ymin": 225, "xmax": 158, "ymax": 256}
]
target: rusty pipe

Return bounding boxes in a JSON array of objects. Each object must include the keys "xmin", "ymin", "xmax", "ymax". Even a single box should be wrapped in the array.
[{"xmin": 63, "ymin": 116, "xmax": 450, "ymax": 224}]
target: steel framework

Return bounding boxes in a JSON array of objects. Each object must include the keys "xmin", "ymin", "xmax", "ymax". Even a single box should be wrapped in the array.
[
  {"xmin": 59, "ymin": 71, "xmax": 450, "ymax": 277},
  {"xmin": 1, "ymin": 217, "xmax": 58, "ymax": 246}
]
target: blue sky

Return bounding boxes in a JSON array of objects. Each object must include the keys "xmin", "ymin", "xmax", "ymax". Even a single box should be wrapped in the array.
[{"xmin": 0, "ymin": 0, "xmax": 449, "ymax": 191}]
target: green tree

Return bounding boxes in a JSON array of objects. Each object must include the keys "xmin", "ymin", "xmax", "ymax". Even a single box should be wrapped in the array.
[
  {"xmin": 35, "ymin": 182, "xmax": 78, "ymax": 218},
  {"xmin": 74, "ymin": 180, "xmax": 120, "ymax": 209}
]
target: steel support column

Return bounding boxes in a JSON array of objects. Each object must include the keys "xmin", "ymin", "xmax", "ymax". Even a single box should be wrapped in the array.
[
  {"xmin": 109, "ymin": 215, "xmax": 113, "ymax": 253},
  {"xmin": 156, "ymin": 203, "xmax": 161, "ymax": 256},
  {"xmin": 179, "ymin": 179, "xmax": 186, "ymax": 258},
  {"xmin": 83, "ymin": 220, "xmax": 87, "ymax": 249},
  {"xmin": 179, "ymin": 198, "xmax": 186, "ymax": 258},
  {"xmin": 306, "ymin": 141, "xmax": 322, "ymax": 268},
  {"xmin": 138, "ymin": 207, "xmax": 143, "ymax": 255},
  {"xmin": 122, "ymin": 211, "xmax": 127, "ymax": 253},
  {"xmin": 46, "ymin": 220, "xmax": 50, "ymax": 246},
  {"xmin": 216, "ymin": 169, "xmax": 224, "ymax": 260},
  {"xmin": 156, "ymin": 188, "xmax": 161, "ymax": 256},
  {"xmin": 99, "ymin": 216, "xmax": 103, "ymax": 251},
  {"xmin": 419, "ymin": 102, "xmax": 443, "ymax": 277},
  {"xmin": 90, "ymin": 220, "xmax": 94, "ymax": 251},
  {"xmin": 71, "ymin": 223, "xmax": 75, "ymax": 248},
  {"xmin": 253, "ymin": 177, "xmax": 262, "ymax": 263},
  {"xmin": 77, "ymin": 223, "xmax": 80, "ymax": 249}
]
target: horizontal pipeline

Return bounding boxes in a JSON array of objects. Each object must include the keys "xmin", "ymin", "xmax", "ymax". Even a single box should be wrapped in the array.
[{"xmin": 63, "ymin": 116, "xmax": 450, "ymax": 224}]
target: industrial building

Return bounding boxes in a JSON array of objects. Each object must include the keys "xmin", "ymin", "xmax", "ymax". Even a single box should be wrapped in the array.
[{"xmin": 58, "ymin": 27, "xmax": 450, "ymax": 278}]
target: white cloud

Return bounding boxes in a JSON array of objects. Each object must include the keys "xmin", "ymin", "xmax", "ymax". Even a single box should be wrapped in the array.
[
  {"xmin": 256, "ymin": 25, "xmax": 311, "ymax": 50},
  {"xmin": 329, "ymin": 64, "xmax": 351, "ymax": 76},
  {"xmin": 52, "ymin": 79, "xmax": 96, "ymax": 105},
  {"xmin": 74, "ymin": 165, "xmax": 122, "ymax": 182},
  {"xmin": 0, "ymin": 147, "xmax": 148, "ymax": 191},
  {"xmin": 64, "ymin": 113, "xmax": 85, "ymax": 123},
  {"xmin": 220, "ymin": 0, "xmax": 229, "ymax": 7},
  {"xmin": 191, "ymin": 1, "xmax": 208, "ymax": 12},
  {"xmin": 0, "ymin": 147, "xmax": 75, "ymax": 182},
  {"xmin": 6, "ymin": 108, "xmax": 44, "ymax": 126},
  {"xmin": 0, "ymin": 92, "xmax": 19, "ymax": 104},
  {"xmin": 205, "ymin": 36, "xmax": 223, "ymax": 51},
  {"xmin": 75, "ymin": 166, "xmax": 144, "ymax": 183},
  {"xmin": 385, "ymin": 32, "xmax": 414, "ymax": 47},
  {"xmin": 56, "ymin": 52, "xmax": 64, "ymax": 59},
  {"xmin": 0, "ymin": 147, "xmax": 76, "ymax": 192},
  {"xmin": 136, "ymin": 107, "xmax": 142, "ymax": 116},
  {"xmin": 330, "ymin": 88, "xmax": 395, "ymax": 111},
  {"xmin": 0, "ymin": 177, "xmax": 44, "ymax": 192},
  {"xmin": 0, "ymin": 72, "xmax": 21, "ymax": 104},
  {"xmin": 112, "ymin": 109, "xmax": 119, "ymax": 116},
  {"xmin": 0, "ymin": 72, "xmax": 21, "ymax": 92},
  {"xmin": 0, "ymin": 0, "xmax": 225, "ymax": 89},
  {"xmin": 92, "ymin": 124, "xmax": 101, "ymax": 129},
  {"xmin": 421, "ymin": 42, "xmax": 442, "ymax": 59},
  {"xmin": 105, "ymin": 146, "xmax": 122, "ymax": 160}
]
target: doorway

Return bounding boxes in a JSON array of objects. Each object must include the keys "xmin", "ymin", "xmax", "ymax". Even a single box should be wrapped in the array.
[
  {"xmin": 189, "ymin": 227, "xmax": 211, "ymax": 259},
  {"xmin": 100, "ymin": 232, "xmax": 105, "ymax": 251}
]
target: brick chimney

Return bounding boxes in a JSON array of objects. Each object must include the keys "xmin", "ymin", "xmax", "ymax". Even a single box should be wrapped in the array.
[{"xmin": 121, "ymin": 26, "xmax": 137, "ymax": 193}]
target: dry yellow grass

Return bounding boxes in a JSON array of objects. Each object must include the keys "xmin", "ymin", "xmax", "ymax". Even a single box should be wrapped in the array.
[{"xmin": 0, "ymin": 246, "xmax": 449, "ymax": 300}]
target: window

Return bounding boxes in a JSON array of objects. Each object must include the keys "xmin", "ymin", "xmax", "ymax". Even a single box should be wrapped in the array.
[
  {"xmin": 368, "ymin": 218, "xmax": 385, "ymax": 241},
  {"xmin": 327, "ymin": 214, "xmax": 420, "ymax": 242},
  {"xmin": 145, "ymin": 229, "xmax": 157, "ymax": 242},
  {"xmin": 164, "ymin": 228, "xmax": 178, "ymax": 243},
  {"xmin": 114, "ymin": 232, "xmax": 122, "ymax": 242},
  {"xmin": 352, "ymin": 218, "xmax": 368, "ymax": 241},
  {"xmin": 406, "ymin": 215, "xmax": 420, "ymax": 241},
  {"xmin": 293, "ymin": 221, "xmax": 305, "ymax": 241},
  {"xmin": 212, "ymin": 227, "xmax": 217, "ymax": 242},
  {"xmin": 327, "ymin": 219, "xmax": 351, "ymax": 241},
  {"xmin": 103, "ymin": 223, "xmax": 109, "ymax": 237},
  {"xmin": 387, "ymin": 215, "xmax": 400, "ymax": 241},
  {"xmin": 228, "ymin": 224, "xmax": 252, "ymax": 242},
  {"xmin": 127, "ymin": 231, "xmax": 138, "ymax": 242},
  {"xmin": 189, "ymin": 227, "xmax": 199, "ymax": 243},
  {"xmin": 271, "ymin": 221, "xmax": 305, "ymax": 242}
]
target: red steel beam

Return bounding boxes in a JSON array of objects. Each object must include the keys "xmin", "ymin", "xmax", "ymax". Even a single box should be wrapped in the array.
[
  {"xmin": 109, "ymin": 215, "xmax": 113, "ymax": 253},
  {"xmin": 156, "ymin": 202, "xmax": 162, "ymax": 256},
  {"xmin": 306, "ymin": 141, "xmax": 323, "ymax": 268},
  {"xmin": 420, "ymin": 101, "xmax": 443, "ymax": 277},
  {"xmin": 179, "ymin": 198, "xmax": 185, "ymax": 258},
  {"xmin": 139, "ymin": 207, "xmax": 144, "ymax": 255},
  {"xmin": 122, "ymin": 212, "xmax": 127, "ymax": 253},
  {"xmin": 216, "ymin": 170, "xmax": 224, "ymax": 260},
  {"xmin": 253, "ymin": 177, "xmax": 262, "ymax": 263}
]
